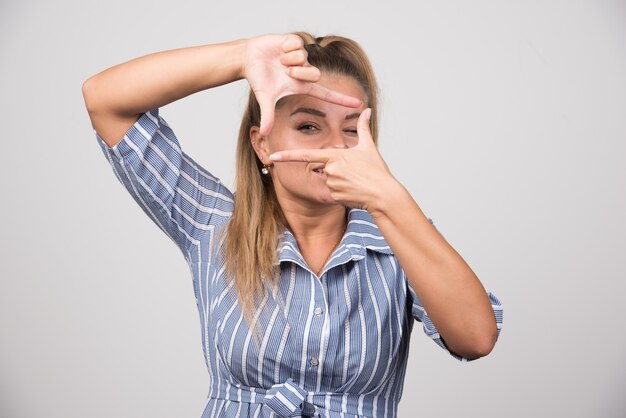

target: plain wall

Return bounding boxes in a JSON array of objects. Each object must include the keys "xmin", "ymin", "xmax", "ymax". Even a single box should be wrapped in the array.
[{"xmin": 1, "ymin": 0, "xmax": 625, "ymax": 417}]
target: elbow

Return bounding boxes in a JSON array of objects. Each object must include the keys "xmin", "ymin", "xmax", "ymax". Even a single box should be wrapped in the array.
[
  {"xmin": 82, "ymin": 76, "xmax": 98, "ymax": 115},
  {"xmin": 82, "ymin": 75, "xmax": 108, "ymax": 117},
  {"xmin": 466, "ymin": 332, "xmax": 498, "ymax": 360},
  {"xmin": 447, "ymin": 326, "xmax": 499, "ymax": 361}
]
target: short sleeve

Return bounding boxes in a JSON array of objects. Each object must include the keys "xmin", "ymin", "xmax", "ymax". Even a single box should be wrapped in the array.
[
  {"xmin": 408, "ymin": 217, "xmax": 504, "ymax": 362},
  {"xmin": 94, "ymin": 108, "xmax": 234, "ymax": 261}
]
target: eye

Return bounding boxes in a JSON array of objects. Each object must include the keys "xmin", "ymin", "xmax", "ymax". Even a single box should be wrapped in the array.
[
  {"xmin": 344, "ymin": 128, "xmax": 358, "ymax": 136},
  {"xmin": 298, "ymin": 123, "xmax": 319, "ymax": 133}
]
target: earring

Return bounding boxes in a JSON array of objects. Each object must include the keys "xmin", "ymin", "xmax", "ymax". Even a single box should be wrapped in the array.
[{"xmin": 261, "ymin": 165, "xmax": 270, "ymax": 175}]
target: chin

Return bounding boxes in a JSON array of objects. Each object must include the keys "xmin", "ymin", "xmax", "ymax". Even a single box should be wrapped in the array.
[{"xmin": 318, "ymin": 195, "xmax": 341, "ymax": 206}]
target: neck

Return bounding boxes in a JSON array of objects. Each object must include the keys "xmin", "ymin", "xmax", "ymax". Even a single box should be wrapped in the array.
[
  {"xmin": 279, "ymin": 198, "xmax": 348, "ymax": 244},
  {"xmin": 276, "ymin": 197, "xmax": 349, "ymax": 277}
]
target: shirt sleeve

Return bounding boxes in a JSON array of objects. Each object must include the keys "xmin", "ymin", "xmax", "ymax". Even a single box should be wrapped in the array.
[
  {"xmin": 407, "ymin": 217, "xmax": 504, "ymax": 362},
  {"xmin": 94, "ymin": 108, "xmax": 234, "ymax": 261}
]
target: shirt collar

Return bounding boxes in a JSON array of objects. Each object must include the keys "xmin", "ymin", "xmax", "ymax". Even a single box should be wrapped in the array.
[{"xmin": 276, "ymin": 208, "xmax": 393, "ymax": 270}]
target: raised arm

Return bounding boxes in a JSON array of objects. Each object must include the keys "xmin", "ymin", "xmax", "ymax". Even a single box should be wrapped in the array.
[
  {"xmin": 82, "ymin": 39, "xmax": 247, "ymax": 146},
  {"xmin": 82, "ymin": 34, "xmax": 362, "ymax": 146},
  {"xmin": 83, "ymin": 34, "xmax": 363, "ymax": 262}
]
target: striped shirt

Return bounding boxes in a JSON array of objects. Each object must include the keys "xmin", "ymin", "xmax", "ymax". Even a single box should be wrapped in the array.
[{"xmin": 94, "ymin": 108, "xmax": 503, "ymax": 418}]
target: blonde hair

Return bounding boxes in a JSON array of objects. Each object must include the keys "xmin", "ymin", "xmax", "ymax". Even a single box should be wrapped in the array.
[{"xmin": 224, "ymin": 32, "xmax": 380, "ymax": 336}]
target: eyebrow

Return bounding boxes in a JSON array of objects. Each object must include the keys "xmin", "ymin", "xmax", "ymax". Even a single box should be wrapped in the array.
[{"xmin": 289, "ymin": 107, "xmax": 360, "ymax": 121}]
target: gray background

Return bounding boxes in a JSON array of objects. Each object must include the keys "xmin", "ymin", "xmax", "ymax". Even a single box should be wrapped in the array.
[{"xmin": 1, "ymin": 0, "xmax": 625, "ymax": 417}]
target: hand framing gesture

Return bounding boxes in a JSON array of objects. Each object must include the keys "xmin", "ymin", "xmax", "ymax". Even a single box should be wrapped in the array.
[{"xmin": 269, "ymin": 108, "xmax": 398, "ymax": 212}]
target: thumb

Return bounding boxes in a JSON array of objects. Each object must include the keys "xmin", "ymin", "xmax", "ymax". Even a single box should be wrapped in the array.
[
  {"xmin": 258, "ymin": 96, "xmax": 276, "ymax": 137},
  {"xmin": 356, "ymin": 108, "xmax": 374, "ymax": 149}
]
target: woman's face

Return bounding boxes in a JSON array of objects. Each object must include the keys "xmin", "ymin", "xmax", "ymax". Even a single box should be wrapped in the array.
[{"xmin": 251, "ymin": 73, "xmax": 368, "ymax": 208}]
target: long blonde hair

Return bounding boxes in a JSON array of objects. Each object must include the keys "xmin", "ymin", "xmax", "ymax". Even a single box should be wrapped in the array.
[{"xmin": 224, "ymin": 32, "xmax": 380, "ymax": 333}]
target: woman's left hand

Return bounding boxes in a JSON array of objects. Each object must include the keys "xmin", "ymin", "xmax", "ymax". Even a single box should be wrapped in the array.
[{"xmin": 269, "ymin": 108, "xmax": 399, "ymax": 212}]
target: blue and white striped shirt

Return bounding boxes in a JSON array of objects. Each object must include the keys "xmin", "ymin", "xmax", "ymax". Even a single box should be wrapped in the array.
[{"xmin": 94, "ymin": 108, "xmax": 503, "ymax": 418}]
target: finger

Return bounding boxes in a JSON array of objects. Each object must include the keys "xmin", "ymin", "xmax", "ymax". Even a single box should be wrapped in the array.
[
  {"xmin": 287, "ymin": 66, "xmax": 321, "ymax": 82},
  {"xmin": 257, "ymin": 95, "xmax": 275, "ymax": 137},
  {"xmin": 306, "ymin": 83, "xmax": 362, "ymax": 108},
  {"xmin": 355, "ymin": 108, "xmax": 374, "ymax": 149},
  {"xmin": 269, "ymin": 148, "xmax": 335, "ymax": 163},
  {"xmin": 281, "ymin": 34, "xmax": 304, "ymax": 53},
  {"xmin": 280, "ymin": 49, "xmax": 308, "ymax": 67}
]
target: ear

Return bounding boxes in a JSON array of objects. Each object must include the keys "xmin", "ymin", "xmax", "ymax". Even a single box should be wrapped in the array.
[{"xmin": 249, "ymin": 125, "xmax": 271, "ymax": 165}]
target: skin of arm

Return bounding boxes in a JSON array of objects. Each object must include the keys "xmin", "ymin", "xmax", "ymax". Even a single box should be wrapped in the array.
[
  {"xmin": 82, "ymin": 39, "xmax": 248, "ymax": 145},
  {"xmin": 369, "ymin": 180, "xmax": 498, "ymax": 360},
  {"xmin": 270, "ymin": 109, "xmax": 498, "ymax": 360}
]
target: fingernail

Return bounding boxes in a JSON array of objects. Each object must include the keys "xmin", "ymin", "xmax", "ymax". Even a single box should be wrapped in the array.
[
  {"xmin": 365, "ymin": 108, "xmax": 372, "ymax": 120},
  {"xmin": 269, "ymin": 153, "xmax": 281, "ymax": 161}
]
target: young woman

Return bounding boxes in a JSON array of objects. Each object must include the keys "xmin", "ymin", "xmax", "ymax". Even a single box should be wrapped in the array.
[{"xmin": 83, "ymin": 32, "xmax": 503, "ymax": 418}]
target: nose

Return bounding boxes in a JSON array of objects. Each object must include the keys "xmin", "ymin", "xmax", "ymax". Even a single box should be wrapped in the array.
[{"xmin": 322, "ymin": 130, "xmax": 350, "ymax": 150}]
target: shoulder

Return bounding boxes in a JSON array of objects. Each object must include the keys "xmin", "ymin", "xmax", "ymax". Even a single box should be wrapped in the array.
[{"xmin": 345, "ymin": 208, "xmax": 394, "ymax": 256}]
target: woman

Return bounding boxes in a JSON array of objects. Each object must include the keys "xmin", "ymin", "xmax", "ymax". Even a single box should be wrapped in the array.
[{"xmin": 83, "ymin": 32, "xmax": 503, "ymax": 418}]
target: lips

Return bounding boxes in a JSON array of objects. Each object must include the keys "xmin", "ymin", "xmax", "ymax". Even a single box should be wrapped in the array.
[{"xmin": 311, "ymin": 164, "xmax": 325, "ymax": 174}]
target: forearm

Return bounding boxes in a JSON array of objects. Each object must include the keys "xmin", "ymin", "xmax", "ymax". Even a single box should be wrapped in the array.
[
  {"xmin": 82, "ymin": 39, "xmax": 247, "ymax": 142},
  {"xmin": 370, "ymin": 180, "xmax": 498, "ymax": 359}
]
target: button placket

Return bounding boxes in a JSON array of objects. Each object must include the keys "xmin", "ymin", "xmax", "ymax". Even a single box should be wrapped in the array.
[{"xmin": 307, "ymin": 273, "xmax": 327, "ymax": 374}]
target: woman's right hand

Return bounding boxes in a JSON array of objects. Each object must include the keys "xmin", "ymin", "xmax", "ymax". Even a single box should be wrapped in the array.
[{"xmin": 242, "ymin": 34, "xmax": 363, "ymax": 136}]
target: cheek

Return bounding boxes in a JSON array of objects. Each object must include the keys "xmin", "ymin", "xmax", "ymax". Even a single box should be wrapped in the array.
[
  {"xmin": 273, "ymin": 162, "xmax": 306, "ymax": 180},
  {"xmin": 346, "ymin": 136, "xmax": 360, "ymax": 148},
  {"xmin": 267, "ymin": 138, "xmax": 302, "ymax": 155}
]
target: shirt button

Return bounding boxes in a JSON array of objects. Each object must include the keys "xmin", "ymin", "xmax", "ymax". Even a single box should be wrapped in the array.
[
  {"xmin": 310, "ymin": 357, "xmax": 319, "ymax": 366},
  {"xmin": 314, "ymin": 307, "xmax": 323, "ymax": 316}
]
